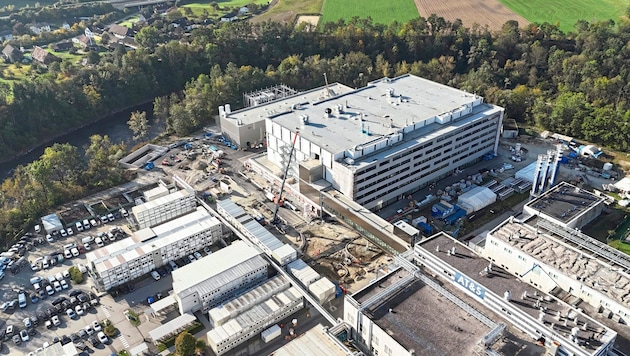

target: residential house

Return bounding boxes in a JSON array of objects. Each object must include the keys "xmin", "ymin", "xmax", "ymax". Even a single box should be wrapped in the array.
[
  {"xmin": 73, "ymin": 35, "xmax": 98, "ymax": 50},
  {"xmin": 220, "ymin": 11, "xmax": 239, "ymax": 22},
  {"xmin": 170, "ymin": 18, "xmax": 194, "ymax": 31},
  {"xmin": 2, "ymin": 44, "xmax": 23, "ymax": 63},
  {"xmin": 29, "ymin": 23, "xmax": 52, "ymax": 35},
  {"xmin": 31, "ymin": 46, "xmax": 60, "ymax": 66},
  {"xmin": 108, "ymin": 24, "xmax": 131, "ymax": 39},
  {"xmin": 53, "ymin": 41, "xmax": 74, "ymax": 52}
]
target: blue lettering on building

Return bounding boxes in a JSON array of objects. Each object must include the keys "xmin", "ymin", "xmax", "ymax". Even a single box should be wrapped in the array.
[{"xmin": 454, "ymin": 272, "xmax": 486, "ymax": 299}]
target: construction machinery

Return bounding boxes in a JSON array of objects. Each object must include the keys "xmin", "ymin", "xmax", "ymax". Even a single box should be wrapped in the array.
[{"xmin": 272, "ymin": 131, "xmax": 298, "ymax": 225}]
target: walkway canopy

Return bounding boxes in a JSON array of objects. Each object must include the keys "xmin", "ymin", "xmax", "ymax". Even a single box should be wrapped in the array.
[{"xmin": 148, "ymin": 313, "xmax": 196, "ymax": 344}]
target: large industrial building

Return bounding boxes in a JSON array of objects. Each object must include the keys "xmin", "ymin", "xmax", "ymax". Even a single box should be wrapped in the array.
[
  {"xmin": 131, "ymin": 185, "xmax": 197, "ymax": 228},
  {"xmin": 481, "ymin": 216, "xmax": 630, "ymax": 344},
  {"xmin": 172, "ymin": 240, "xmax": 269, "ymax": 314},
  {"xmin": 87, "ymin": 207, "xmax": 222, "ymax": 290},
  {"xmin": 523, "ymin": 181, "xmax": 605, "ymax": 230},
  {"xmin": 233, "ymin": 74, "xmax": 503, "ymax": 210},
  {"xmin": 206, "ymin": 275, "xmax": 304, "ymax": 355}
]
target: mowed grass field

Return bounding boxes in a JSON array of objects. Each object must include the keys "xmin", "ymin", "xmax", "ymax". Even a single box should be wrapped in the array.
[
  {"xmin": 320, "ymin": 0, "xmax": 419, "ymax": 25},
  {"xmin": 498, "ymin": 0, "xmax": 630, "ymax": 32},
  {"xmin": 183, "ymin": 0, "xmax": 269, "ymax": 16}
]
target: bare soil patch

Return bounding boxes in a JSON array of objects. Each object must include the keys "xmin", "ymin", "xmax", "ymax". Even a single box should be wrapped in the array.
[
  {"xmin": 414, "ymin": 0, "xmax": 529, "ymax": 32},
  {"xmin": 296, "ymin": 15, "xmax": 320, "ymax": 27}
]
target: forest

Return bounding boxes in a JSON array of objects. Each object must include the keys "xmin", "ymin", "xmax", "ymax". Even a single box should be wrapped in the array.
[{"xmin": 1, "ymin": 13, "xmax": 630, "ymax": 244}]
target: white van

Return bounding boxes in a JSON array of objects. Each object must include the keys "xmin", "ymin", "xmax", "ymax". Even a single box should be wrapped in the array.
[
  {"xmin": 82, "ymin": 219, "xmax": 91, "ymax": 230},
  {"xmin": 168, "ymin": 261, "xmax": 179, "ymax": 270},
  {"xmin": 76, "ymin": 221, "xmax": 84, "ymax": 232},
  {"xmin": 150, "ymin": 271, "xmax": 161, "ymax": 281},
  {"xmin": 81, "ymin": 236, "xmax": 94, "ymax": 244}
]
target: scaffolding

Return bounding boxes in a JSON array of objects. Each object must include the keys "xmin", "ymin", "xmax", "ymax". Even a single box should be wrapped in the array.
[{"xmin": 243, "ymin": 84, "xmax": 298, "ymax": 108}]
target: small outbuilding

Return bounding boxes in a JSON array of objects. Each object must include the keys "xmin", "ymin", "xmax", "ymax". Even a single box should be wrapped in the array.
[
  {"xmin": 457, "ymin": 186, "xmax": 497, "ymax": 213},
  {"xmin": 41, "ymin": 213, "xmax": 63, "ymax": 233}
]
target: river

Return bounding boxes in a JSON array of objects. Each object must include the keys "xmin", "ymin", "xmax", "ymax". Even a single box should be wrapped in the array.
[{"xmin": 0, "ymin": 103, "xmax": 163, "ymax": 180}]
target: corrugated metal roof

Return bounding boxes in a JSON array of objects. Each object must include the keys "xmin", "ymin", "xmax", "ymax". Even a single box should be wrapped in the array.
[
  {"xmin": 172, "ymin": 241, "xmax": 266, "ymax": 296},
  {"xmin": 243, "ymin": 220, "xmax": 283, "ymax": 251},
  {"xmin": 217, "ymin": 198, "xmax": 248, "ymax": 218}
]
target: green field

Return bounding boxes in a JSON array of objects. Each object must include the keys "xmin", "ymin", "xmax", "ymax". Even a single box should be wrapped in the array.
[
  {"xmin": 320, "ymin": 0, "xmax": 419, "ymax": 25},
  {"xmin": 499, "ymin": 0, "xmax": 630, "ymax": 32},
  {"xmin": 3, "ymin": 0, "xmax": 57, "ymax": 11},
  {"xmin": 183, "ymin": 0, "xmax": 269, "ymax": 17}
]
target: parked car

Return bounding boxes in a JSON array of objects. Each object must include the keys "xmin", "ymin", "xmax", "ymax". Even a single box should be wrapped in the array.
[
  {"xmin": 46, "ymin": 285, "xmax": 54, "ymax": 296},
  {"xmin": 75, "ymin": 341, "xmax": 88, "ymax": 350},
  {"xmin": 64, "ymin": 250, "xmax": 73, "ymax": 259},
  {"xmin": 34, "ymin": 225, "xmax": 41, "ymax": 233},
  {"xmin": 150, "ymin": 271, "xmax": 160, "ymax": 281},
  {"xmin": 53, "ymin": 281, "xmax": 62, "ymax": 292},
  {"xmin": 84, "ymin": 325, "xmax": 94, "ymax": 335},
  {"xmin": 90, "ymin": 219, "xmax": 98, "ymax": 227},
  {"xmin": 60, "ymin": 229, "xmax": 67, "ymax": 237},
  {"xmin": 60, "ymin": 280, "xmax": 69, "ymax": 289},
  {"xmin": 23, "ymin": 317, "xmax": 32, "ymax": 328},
  {"xmin": 193, "ymin": 251, "xmax": 202, "ymax": 260},
  {"xmin": 97, "ymin": 331, "xmax": 108, "ymax": 344},
  {"xmin": 19, "ymin": 329, "xmax": 29, "ymax": 342},
  {"xmin": 92, "ymin": 320, "xmax": 102, "ymax": 332},
  {"xmin": 75, "ymin": 305, "xmax": 84, "ymax": 316},
  {"xmin": 107, "ymin": 213, "xmax": 115, "ymax": 222},
  {"xmin": 12, "ymin": 334, "xmax": 21, "ymax": 344},
  {"xmin": 66, "ymin": 309, "xmax": 76, "ymax": 319},
  {"xmin": 51, "ymin": 315, "xmax": 60, "ymax": 326},
  {"xmin": 66, "ymin": 227, "xmax": 74, "ymax": 236},
  {"xmin": 30, "ymin": 294, "xmax": 39, "ymax": 304},
  {"xmin": 46, "ymin": 234, "xmax": 54, "ymax": 243}
]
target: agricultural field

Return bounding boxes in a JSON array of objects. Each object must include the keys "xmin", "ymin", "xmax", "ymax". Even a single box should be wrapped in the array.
[
  {"xmin": 320, "ymin": 0, "xmax": 419, "ymax": 25},
  {"xmin": 251, "ymin": 0, "xmax": 324, "ymax": 23},
  {"xmin": 414, "ymin": 0, "xmax": 528, "ymax": 32},
  {"xmin": 498, "ymin": 0, "xmax": 630, "ymax": 33}
]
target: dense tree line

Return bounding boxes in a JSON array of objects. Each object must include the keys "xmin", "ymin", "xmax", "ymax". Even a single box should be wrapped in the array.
[{"xmin": 2, "ymin": 14, "xmax": 630, "ymax": 244}]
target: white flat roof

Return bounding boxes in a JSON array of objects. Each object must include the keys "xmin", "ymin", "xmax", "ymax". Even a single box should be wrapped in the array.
[
  {"xmin": 88, "ymin": 207, "xmax": 220, "ymax": 273},
  {"xmin": 272, "ymin": 324, "xmax": 349, "ymax": 356},
  {"xmin": 172, "ymin": 240, "xmax": 263, "ymax": 293},
  {"xmin": 132, "ymin": 189, "xmax": 192, "ymax": 215},
  {"xmin": 230, "ymin": 74, "xmax": 494, "ymax": 156},
  {"xmin": 148, "ymin": 313, "xmax": 197, "ymax": 342}
]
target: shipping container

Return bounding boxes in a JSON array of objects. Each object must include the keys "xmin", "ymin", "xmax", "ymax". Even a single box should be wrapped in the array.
[{"xmin": 261, "ymin": 324, "xmax": 281, "ymax": 343}]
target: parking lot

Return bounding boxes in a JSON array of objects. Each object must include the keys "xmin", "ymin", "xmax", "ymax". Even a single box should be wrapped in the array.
[{"xmin": 0, "ymin": 214, "xmax": 142, "ymax": 355}]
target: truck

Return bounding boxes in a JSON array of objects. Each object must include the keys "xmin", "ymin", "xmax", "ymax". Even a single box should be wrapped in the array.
[{"xmin": 261, "ymin": 324, "xmax": 281, "ymax": 343}]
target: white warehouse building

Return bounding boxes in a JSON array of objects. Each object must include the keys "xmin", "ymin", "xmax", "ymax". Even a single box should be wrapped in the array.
[
  {"xmin": 172, "ymin": 240, "xmax": 269, "ymax": 314},
  {"xmin": 132, "ymin": 186, "xmax": 197, "ymax": 229},
  {"xmin": 88, "ymin": 207, "xmax": 222, "ymax": 291},
  {"xmin": 232, "ymin": 74, "xmax": 504, "ymax": 210}
]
